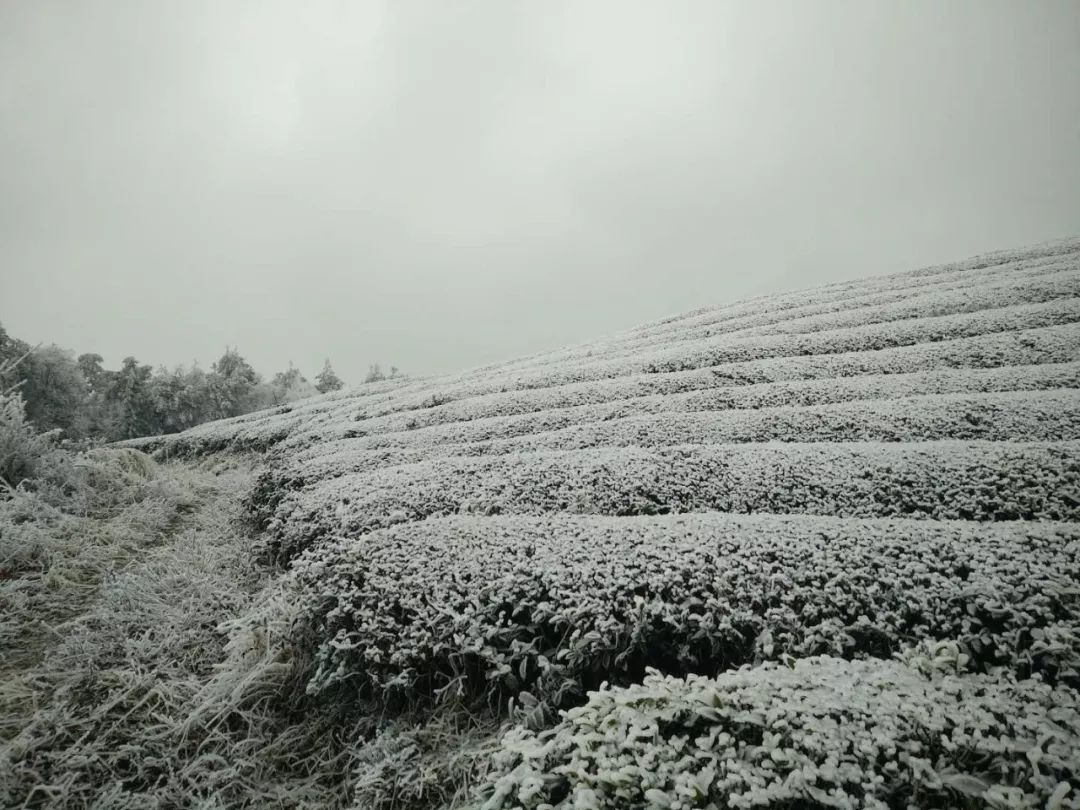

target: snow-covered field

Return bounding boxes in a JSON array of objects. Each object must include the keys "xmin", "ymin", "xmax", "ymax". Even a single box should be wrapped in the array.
[{"xmin": 129, "ymin": 238, "xmax": 1080, "ymax": 809}]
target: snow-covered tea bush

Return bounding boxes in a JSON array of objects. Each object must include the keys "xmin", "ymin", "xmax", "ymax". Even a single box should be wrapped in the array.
[
  {"xmin": 319, "ymin": 389, "xmax": 1077, "ymax": 456},
  {"xmin": 468, "ymin": 656, "xmax": 1080, "ymax": 810},
  {"xmin": 281, "ymin": 361, "xmax": 1080, "ymax": 458},
  {"xmin": 129, "ymin": 243, "xmax": 1080, "ymax": 460},
  {"xmin": 265, "ymin": 440, "xmax": 1080, "ymax": 560},
  {"xmin": 505, "ymin": 248, "xmax": 1075, "ymax": 370},
  {"xmin": 287, "ymin": 514, "xmax": 1080, "ymax": 705},
  {"xmin": 470, "ymin": 261, "xmax": 1076, "ymax": 376}
]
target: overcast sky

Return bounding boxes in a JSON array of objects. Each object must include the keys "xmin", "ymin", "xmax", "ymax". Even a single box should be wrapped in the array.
[{"xmin": 1, "ymin": 1, "xmax": 1078, "ymax": 382}]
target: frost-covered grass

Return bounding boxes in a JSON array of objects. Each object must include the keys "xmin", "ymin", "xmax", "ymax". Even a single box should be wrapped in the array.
[
  {"xmin": 7, "ymin": 238, "xmax": 1080, "ymax": 808},
  {"xmin": 0, "ymin": 448, "xmax": 205, "ymax": 677},
  {"xmin": 0, "ymin": 457, "xmax": 378, "ymax": 810}
]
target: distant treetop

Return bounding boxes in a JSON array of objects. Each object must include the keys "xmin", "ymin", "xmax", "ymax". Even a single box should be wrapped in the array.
[{"xmin": 315, "ymin": 359, "xmax": 345, "ymax": 393}]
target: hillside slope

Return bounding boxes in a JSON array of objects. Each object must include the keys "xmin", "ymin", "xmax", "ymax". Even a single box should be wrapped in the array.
[{"xmin": 23, "ymin": 238, "xmax": 1080, "ymax": 808}]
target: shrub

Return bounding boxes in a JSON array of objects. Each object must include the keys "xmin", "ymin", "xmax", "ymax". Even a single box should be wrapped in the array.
[
  {"xmin": 467, "ymin": 656, "xmax": 1080, "ymax": 810},
  {"xmin": 267, "ymin": 440, "xmax": 1080, "ymax": 561},
  {"xmin": 285, "ymin": 514, "xmax": 1080, "ymax": 708},
  {"xmin": 298, "ymin": 389, "xmax": 1078, "ymax": 457},
  {"xmin": 0, "ymin": 387, "xmax": 63, "ymax": 492}
]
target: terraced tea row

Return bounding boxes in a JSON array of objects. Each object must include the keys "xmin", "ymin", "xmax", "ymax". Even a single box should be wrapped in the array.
[
  {"xmin": 320, "ymin": 389, "xmax": 1079, "ymax": 455},
  {"xmin": 266, "ymin": 441, "xmax": 1080, "ymax": 559},
  {"xmin": 288, "ymin": 514, "xmax": 1080, "ymax": 705},
  {"xmin": 292, "ymin": 324, "xmax": 1080, "ymax": 447},
  {"xmin": 494, "ymin": 243, "xmax": 1077, "ymax": 369},
  {"xmin": 485, "ymin": 260, "xmax": 1079, "ymax": 373},
  {"xmin": 467, "ymin": 656, "xmax": 1079, "ymax": 810},
  {"xmin": 457, "ymin": 298, "xmax": 1080, "ymax": 394},
  {"xmin": 623, "ymin": 239, "xmax": 1078, "ymax": 339},
  {"xmin": 130, "ymin": 308, "xmax": 1080, "ymax": 460},
  {"xmin": 269, "ymin": 387, "xmax": 1079, "ymax": 491}
]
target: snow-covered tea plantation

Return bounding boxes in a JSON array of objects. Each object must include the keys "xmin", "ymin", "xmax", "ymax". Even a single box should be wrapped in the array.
[{"xmin": 44, "ymin": 239, "xmax": 1080, "ymax": 808}]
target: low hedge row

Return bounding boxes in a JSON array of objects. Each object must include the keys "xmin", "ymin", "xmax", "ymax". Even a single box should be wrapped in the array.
[
  {"xmin": 624, "ymin": 240, "xmax": 1075, "ymax": 343},
  {"xmin": 330, "ymin": 389, "xmax": 1078, "ymax": 456},
  {"xmin": 285, "ymin": 514, "xmax": 1080, "ymax": 706},
  {"xmin": 467, "ymin": 655, "xmax": 1080, "ymax": 810},
  {"xmin": 268, "ymin": 441, "xmax": 1080, "ymax": 560},
  {"xmin": 494, "ymin": 262, "xmax": 1075, "ymax": 375},
  {"xmin": 287, "ymin": 325, "xmax": 1080, "ymax": 448},
  {"xmin": 640, "ymin": 298, "xmax": 1080, "ymax": 376},
  {"xmin": 255, "ymin": 387, "xmax": 1080, "ymax": 499}
]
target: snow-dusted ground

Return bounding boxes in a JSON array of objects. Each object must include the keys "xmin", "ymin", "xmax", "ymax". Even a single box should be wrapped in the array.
[{"xmin": 132, "ymin": 238, "xmax": 1080, "ymax": 808}]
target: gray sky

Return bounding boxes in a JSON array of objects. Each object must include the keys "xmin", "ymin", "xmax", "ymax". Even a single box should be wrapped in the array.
[{"xmin": 2, "ymin": 1, "xmax": 1078, "ymax": 382}]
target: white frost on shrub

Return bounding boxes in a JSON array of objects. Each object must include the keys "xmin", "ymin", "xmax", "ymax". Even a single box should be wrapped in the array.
[
  {"xmin": 129, "ymin": 246, "xmax": 1079, "ymax": 459},
  {"xmin": 285, "ymin": 514, "xmax": 1080, "ymax": 702},
  {"xmin": 489, "ymin": 262, "xmax": 1078, "ymax": 375},
  {"xmin": 469, "ymin": 656, "xmax": 1080, "ymax": 810},
  {"xmin": 266, "ymin": 440, "xmax": 1080, "ymax": 560}
]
